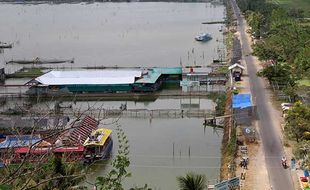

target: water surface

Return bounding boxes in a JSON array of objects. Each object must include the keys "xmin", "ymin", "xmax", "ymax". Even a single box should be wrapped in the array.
[
  {"xmin": 0, "ymin": 2, "xmax": 225, "ymax": 72},
  {"xmin": 87, "ymin": 118, "xmax": 222, "ymax": 190}
]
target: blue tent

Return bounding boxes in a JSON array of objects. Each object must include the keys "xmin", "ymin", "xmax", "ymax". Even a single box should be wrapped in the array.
[
  {"xmin": 304, "ymin": 169, "xmax": 309, "ymax": 177},
  {"xmin": 0, "ymin": 135, "xmax": 41, "ymax": 149},
  {"xmin": 232, "ymin": 94, "xmax": 252, "ymax": 109}
]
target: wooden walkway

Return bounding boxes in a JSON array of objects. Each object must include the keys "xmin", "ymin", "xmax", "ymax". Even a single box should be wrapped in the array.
[
  {"xmin": 8, "ymin": 108, "xmax": 215, "ymax": 119},
  {"xmin": 0, "ymin": 91, "xmax": 225, "ymax": 101},
  {"xmin": 68, "ymin": 108, "xmax": 215, "ymax": 119}
]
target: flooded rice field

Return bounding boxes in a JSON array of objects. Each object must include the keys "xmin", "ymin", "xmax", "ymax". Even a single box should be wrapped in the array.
[{"xmin": 0, "ymin": 1, "xmax": 225, "ymax": 188}]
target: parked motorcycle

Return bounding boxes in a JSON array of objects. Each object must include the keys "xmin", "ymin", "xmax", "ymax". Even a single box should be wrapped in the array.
[{"xmin": 282, "ymin": 157, "xmax": 287, "ymax": 169}]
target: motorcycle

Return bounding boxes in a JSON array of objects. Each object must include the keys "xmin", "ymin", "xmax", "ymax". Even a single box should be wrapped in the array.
[{"xmin": 282, "ymin": 159, "xmax": 287, "ymax": 169}]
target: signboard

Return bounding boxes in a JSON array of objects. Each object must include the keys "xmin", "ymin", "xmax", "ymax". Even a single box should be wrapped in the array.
[
  {"xmin": 228, "ymin": 177, "xmax": 240, "ymax": 189},
  {"xmin": 214, "ymin": 180, "xmax": 228, "ymax": 190},
  {"xmin": 214, "ymin": 177, "xmax": 240, "ymax": 190}
]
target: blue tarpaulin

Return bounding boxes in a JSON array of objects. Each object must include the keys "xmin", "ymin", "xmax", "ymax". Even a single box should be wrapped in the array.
[
  {"xmin": 0, "ymin": 135, "xmax": 41, "ymax": 149},
  {"xmin": 304, "ymin": 169, "xmax": 309, "ymax": 177},
  {"xmin": 232, "ymin": 94, "xmax": 252, "ymax": 109}
]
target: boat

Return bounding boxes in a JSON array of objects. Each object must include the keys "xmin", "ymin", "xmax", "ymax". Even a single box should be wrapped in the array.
[
  {"xmin": 195, "ymin": 33, "xmax": 212, "ymax": 42},
  {"xmin": 0, "ymin": 42, "xmax": 13, "ymax": 48},
  {"xmin": 6, "ymin": 57, "xmax": 74, "ymax": 64},
  {"xmin": 83, "ymin": 128, "xmax": 113, "ymax": 163}
]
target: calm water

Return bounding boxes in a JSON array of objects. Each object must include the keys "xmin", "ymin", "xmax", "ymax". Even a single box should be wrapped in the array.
[
  {"xmin": 0, "ymin": 2, "xmax": 225, "ymax": 188},
  {"xmin": 87, "ymin": 118, "xmax": 222, "ymax": 190},
  {"xmin": 0, "ymin": 2, "xmax": 225, "ymax": 73}
]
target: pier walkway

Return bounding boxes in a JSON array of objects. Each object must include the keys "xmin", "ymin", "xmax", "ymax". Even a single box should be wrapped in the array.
[{"xmin": 16, "ymin": 108, "xmax": 218, "ymax": 119}]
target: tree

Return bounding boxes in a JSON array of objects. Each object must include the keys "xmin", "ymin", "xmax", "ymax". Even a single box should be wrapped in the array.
[
  {"xmin": 0, "ymin": 100, "xmax": 110, "ymax": 189},
  {"xmin": 257, "ymin": 62, "xmax": 292, "ymax": 83},
  {"xmin": 285, "ymin": 102, "xmax": 310, "ymax": 142},
  {"xmin": 247, "ymin": 11, "xmax": 264, "ymax": 38},
  {"xmin": 177, "ymin": 172, "xmax": 207, "ymax": 190},
  {"xmin": 95, "ymin": 124, "xmax": 131, "ymax": 190},
  {"xmin": 293, "ymin": 47, "xmax": 310, "ymax": 78}
]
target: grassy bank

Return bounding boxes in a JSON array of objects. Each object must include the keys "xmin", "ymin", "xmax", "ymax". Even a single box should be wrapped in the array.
[
  {"xmin": 272, "ymin": 0, "xmax": 310, "ymax": 16},
  {"xmin": 219, "ymin": 0, "xmax": 237, "ymax": 180},
  {"xmin": 7, "ymin": 67, "xmax": 44, "ymax": 78},
  {"xmin": 219, "ymin": 90, "xmax": 236, "ymax": 179}
]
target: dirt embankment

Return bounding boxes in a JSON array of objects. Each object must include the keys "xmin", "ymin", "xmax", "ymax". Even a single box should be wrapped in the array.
[{"xmin": 219, "ymin": 90, "xmax": 235, "ymax": 180}]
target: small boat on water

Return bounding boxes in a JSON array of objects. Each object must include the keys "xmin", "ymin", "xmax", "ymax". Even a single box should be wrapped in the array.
[
  {"xmin": 195, "ymin": 33, "xmax": 212, "ymax": 42},
  {"xmin": 6, "ymin": 57, "xmax": 74, "ymax": 64},
  {"xmin": 83, "ymin": 128, "xmax": 113, "ymax": 163},
  {"xmin": 0, "ymin": 42, "xmax": 13, "ymax": 48}
]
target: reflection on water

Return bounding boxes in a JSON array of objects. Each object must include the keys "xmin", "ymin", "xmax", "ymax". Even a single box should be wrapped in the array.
[
  {"xmin": 0, "ymin": 2, "xmax": 225, "ymax": 73},
  {"xmin": 0, "ymin": 2, "xmax": 225, "ymax": 188},
  {"xmin": 86, "ymin": 118, "xmax": 222, "ymax": 190},
  {"xmin": 31, "ymin": 97, "xmax": 215, "ymax": 111}
]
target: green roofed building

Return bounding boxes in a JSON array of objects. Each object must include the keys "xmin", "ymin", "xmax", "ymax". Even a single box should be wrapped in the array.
[{"xmin": 26, "ymin": 67, "xmax": 182, "ymax": 95}]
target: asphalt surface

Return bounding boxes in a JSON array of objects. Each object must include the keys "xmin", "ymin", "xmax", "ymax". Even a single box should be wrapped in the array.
[{"xmin": 229, "ymin": 0, "xmax": 295, "ymax": 189}]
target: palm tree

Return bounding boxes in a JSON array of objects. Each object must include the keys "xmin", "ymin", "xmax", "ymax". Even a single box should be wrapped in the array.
[{"xmin": 177, "ymin": 172, "xmax": 207, "ymax": 190}]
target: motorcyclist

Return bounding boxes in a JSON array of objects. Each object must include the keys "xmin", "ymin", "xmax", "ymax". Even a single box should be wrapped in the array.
[{"xmin": 281, "ymin": 156, "xmax": 287, "ymax": 168}]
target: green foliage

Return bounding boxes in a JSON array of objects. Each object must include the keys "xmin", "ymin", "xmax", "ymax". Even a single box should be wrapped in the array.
[
  {"xmin": 9, "ymin": 67, "xmax": 44, "ymax": 78},
  {"xmin": 0, "ymin": 184, "xmax": 11, "ymax": 190},
  {"xmin": 129, "ymin": 184, "xmax": 152, "ymax": 190},
  {"xmin": 291, "ymin": 141, "xmax": 310, "ymax": 171},
  {"xmin": 252, "ymin": 40, "xmax": 282, "ymax": 61},
  {"xmin": 276, "ymin": 0, "xmax": 310, "ymax": 17},
  {"xmin": 96, "ymin": 125, "xmax": 131, "ymax": 190},
  {"xmin": 269, "ymin": 8, "xmax": 291, "ymax": 31},
  {"xmin": 0, "ymin": 157, "xmax": 85, "ymax": 190},
  {"xmin": 288, "ymin": 8, "xmax": 305, "ymax": 18},
  {"xmin": 53, "ymin": 155, "xmax": 65, "ymax": 176},
  {"xmin": 240, "ymin": 0, "xmax": 310, "ymax": 84},
  {"xmin": 177, "ymin": 172, "xmax": 207, "ymax": 190},
  {"xmin": 294, "ymin": 47, "xmax": 310, "ymax": 78},
  {"xmin": 216, "ymin": 66, "xmax": 229, "ymax": 75},
  {"xmin": 257, "ymin": 63, "xmax": 293, "ymax": 83},
  {"xmin": 246, "ymin": 11, "xmax": 264, "ymax": 38},
  {"xmin": 292, "ymin": 141, "xmax": 310, "ymax": 159},
  {"xmin": 285, "ymin": 102, "xmax": 310, "ymax": 142},
  {"xmin": 283, "ymin": 84, "xmax": 299, "ymax": 102},
  {"xmin": 227, "ymin": 125, "xmax": 237, "ymax": 156},
  {"xmin": 215, "ymin": 94, "xmax": 227, "ymax": 116}
]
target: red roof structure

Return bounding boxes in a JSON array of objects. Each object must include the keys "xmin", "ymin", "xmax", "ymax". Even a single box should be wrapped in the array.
[
  {"xmin": 69, "ymin": 116, "xmax": 98, "ymax": 145},
  {"xmin": 15, "ymin": 146, "xmax": 84, "ymax": 154}
]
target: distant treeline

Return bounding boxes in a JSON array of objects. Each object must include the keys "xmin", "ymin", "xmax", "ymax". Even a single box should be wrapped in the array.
[{"xmin": 0, "ymin": 0, "xmax": 224, "ymax": 3}]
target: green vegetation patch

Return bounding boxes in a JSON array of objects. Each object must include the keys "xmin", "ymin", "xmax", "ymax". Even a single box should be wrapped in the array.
[
  {"xmin": 8, "ymin": 67, "xmax": 44, "ymax": 78},
  {"xmin": 273, "ymin": 0, "xmax": 310, "ymax": 16},
  {"xmin": 216, "ymin": 65, "xmax": 229, "ymax": 74},
  {"xmin": 297, "ymin": 79, "xmax": 310, "ymax": 87}
]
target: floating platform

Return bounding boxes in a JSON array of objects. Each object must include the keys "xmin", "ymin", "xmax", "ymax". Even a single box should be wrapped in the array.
[
  {"xmin": 26, "ymin": 67, "xmax": 183, "ymax": 95},
  {"xmin": 0, "ymin": 42, "xmax": 13, "ymax": 48},
  {"xmin": 6, "ymin": 58, "xmax": 74, "ymax": 64}
]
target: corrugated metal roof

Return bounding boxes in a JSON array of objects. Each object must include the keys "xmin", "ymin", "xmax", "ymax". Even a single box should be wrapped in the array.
[
  {"xmin": 232, "ymin": 94, "xmax": 252, "ymax": 109},
  {"xmin": 228, "ymin": 63, "xmax": 245, "ymax": 70},
  {"xmin": 153, "ymin": 67, "xmax": 182, "ymax": 75},
  {"xmin": 136, "ymin": 67, "xmax": 182, "ymax": 84},
  {"xmin": 35, "ymin": 70, "xmax": 142, "ymax": 85},
  {"xmin": 0, "ymin": 135, "xmax": 41, "ymax": 149},
  {"xmin": 135, "ymin": 72, "xmax": 161, "ymax": 84}
]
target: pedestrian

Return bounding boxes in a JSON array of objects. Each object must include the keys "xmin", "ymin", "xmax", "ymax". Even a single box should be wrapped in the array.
[
  {"xmin": 243, "ymin": 158, "xmax": 248, "ymax": 169},
  {"xmin": 291, "ymin": 157, "xmax": 296, "ymax": 170}
]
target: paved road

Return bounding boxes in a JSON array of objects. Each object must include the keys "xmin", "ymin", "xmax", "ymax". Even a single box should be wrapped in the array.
[{"xmin": 229, "ymin": 0, "xmax": 295, "ymax": 189}]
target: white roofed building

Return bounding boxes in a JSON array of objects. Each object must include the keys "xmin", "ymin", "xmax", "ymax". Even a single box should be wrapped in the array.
[{"xmin": 26, "ymin": 68, "xmax": 182, "ymax": 95}]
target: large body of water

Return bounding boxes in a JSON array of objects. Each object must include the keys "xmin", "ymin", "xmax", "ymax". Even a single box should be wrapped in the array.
[
  {"xmin": 0, "ymin": 2, "xmax": 225, "ymax": 72},
  {"xmin": 0, "ymin": 2, "xmax": 225, "ymax": 189},
  {"xmin": 88, "ymin": 118, "xmax": 222, "ymax": 190}
]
